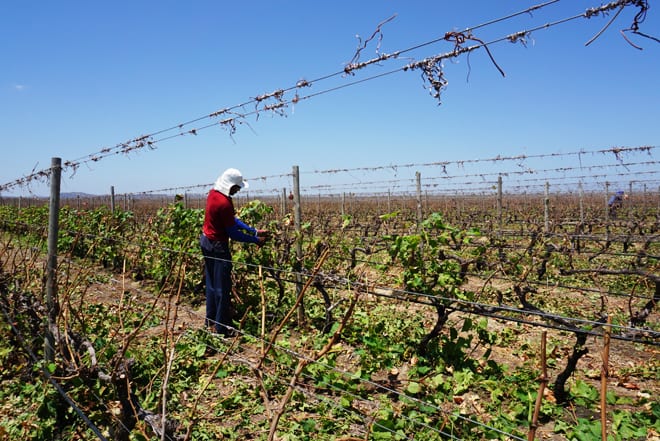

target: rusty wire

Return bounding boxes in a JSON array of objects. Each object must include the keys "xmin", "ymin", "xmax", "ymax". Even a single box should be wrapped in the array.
[
  {"xmin": 346, "ymin": 13, "xmax": 398, "ymax": 70},
  {"xmin": 585, "ymin": 0, "xmax": 657, "ymax": 48},
  {"xmin": 1, "ymin": 0, "xmax": 655, "ymax": 194},
  {"xmin": 121, "ymin": 149, "xmax": 660, "ymax": 197},
  {"xmin": 307, "ymin": 146, "xmax": 656, "ymax": 175}
]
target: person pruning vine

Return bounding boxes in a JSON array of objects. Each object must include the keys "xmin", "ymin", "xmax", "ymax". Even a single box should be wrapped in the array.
[
  {"xmin": 608, "ymin": 189, "xmax": 628, "ymax": 218},
  {"xmin": 200, "ymin": 168, "xmax": 269, "ymax": 337}
]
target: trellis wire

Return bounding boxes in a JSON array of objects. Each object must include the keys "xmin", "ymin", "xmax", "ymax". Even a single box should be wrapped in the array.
[
  {"xmin": 3, "ymin": 214, "xmax": 655, "ymax": 344},
  {"xmin": 1, "ymin": 1, "xmax": 654, "ymax": 195},
  {"xmin": 1, "ymin": 215, "xmax": 656, "ymax": 440}
]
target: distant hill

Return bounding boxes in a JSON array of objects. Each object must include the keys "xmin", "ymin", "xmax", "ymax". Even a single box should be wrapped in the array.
[
  {"xmin": 2, "ymin": 192, "xmax": 204, "ymax": 201},
  {"xmin": 61, "ymin": 192, "xmax": 97, "ymax": 199}
]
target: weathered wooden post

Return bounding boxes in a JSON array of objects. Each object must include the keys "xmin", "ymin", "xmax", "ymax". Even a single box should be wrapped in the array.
[
  {"xmin": 497, "ymin": 175, "xmax": 503, "ymax": 234},
  {"xmin": 416, "ymin": 171, "xmax": 422, "ymax": 233},
  {"xmin": 387, "ymin": 189, "xmax": 391, "ymax": 213},
  {"xmin": 45, "ymin": 157, "xmax": 61, "ymax": 363},
  {"xmin": 605, "ymin": 181, "xmax": 610, "ymax": 220},
  {"xmin": 628, "ymin": 181, "xmax": 633, "ymax": 217},
  {"xmin": 578, "ymin": 182, "xmax": 584, "ymax": 224},
  {"xmin": 341, "ymin": 193, "xmax": 346, "ymax": 217},
  {"xmin": 544, "ymin": 182, "xmax": 550, "ymax": 233},
  {"xmin": 292, "ymin": 166, "xmax": 304, "ymax": 325},
  {"xmin": 110, "ymin": 186, "xmax": 115, "ymax": 213}
]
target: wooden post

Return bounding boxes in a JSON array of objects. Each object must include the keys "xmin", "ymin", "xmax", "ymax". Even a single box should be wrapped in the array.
[
  {"xmin": 281, "ymin": 187, "xmax": 286, "ymax": 217},
  {"xmin": 341, "ymin": 193, "xmax": 346, "ymax": 217},
  {"xmin": 628, "ymin": 181, "xmax": 633, "ymax": 218},
  {"xmin": 497, "ymin": 175, "xmax": 503, "ymax": 234},
  {"xmin": 544, "ymin": 182, "xmax": 550, "ymax": 233},
  {"xmin": 110, "ymin": 186, "xmax": 116, "ymax": 213},
  {"xmin": 578, "ymin": 182, "xmax": 584, "ymax": 224},
  {"xmin": 45, "ymin": 157, "xmax": 62, "ymax": 364},
  {"xmin": 292, "ymin": 166, "xmax": 304, "ymax": 325},
  {"xmin": 605, "ymin": 182, "xmax": 610, "ymax": 220},
  {"xmin": 528, "ymin": 331, "xmax": 548, "ymax": 441},
  {"xmin": 415, "ymin": 171, "xmax": 422, "ymax": 233},
  {"xmin": 457, "ymin": 191, "xmax": 461, "ymax": 218},
  {"xmin": 601, "ymin": 316, "xmax": 612, "ymax": 441}
]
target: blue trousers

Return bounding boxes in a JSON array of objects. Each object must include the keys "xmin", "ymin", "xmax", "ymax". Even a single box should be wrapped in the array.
[{"xmin": 200, "ymin": 235, "xmax": 233, "ymax": 334}]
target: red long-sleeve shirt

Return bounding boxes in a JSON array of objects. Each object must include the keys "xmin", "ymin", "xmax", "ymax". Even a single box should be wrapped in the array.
[{"xmin": 202, "ymin": 190, "xmax": 236, "ymax": 243}]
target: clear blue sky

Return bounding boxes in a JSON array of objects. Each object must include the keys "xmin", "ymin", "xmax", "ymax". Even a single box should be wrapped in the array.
[{"xmin": 2, "ymin": 1, "xmax": 659, "ymax": 197}]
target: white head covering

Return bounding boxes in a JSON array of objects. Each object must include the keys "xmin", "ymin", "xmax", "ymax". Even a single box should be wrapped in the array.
[{"xmin": 213, "ymin": 168, "xmax": 249, "ymax": 196}]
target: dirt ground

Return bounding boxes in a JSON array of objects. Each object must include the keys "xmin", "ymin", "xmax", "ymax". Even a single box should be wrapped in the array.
[
  {"xmin": 2, "ymin": 243, "xmax": 658, "ymax": 440},
  {"xmin": 88, "ymin": 270, "xmax": 659, "ymax": 440}
]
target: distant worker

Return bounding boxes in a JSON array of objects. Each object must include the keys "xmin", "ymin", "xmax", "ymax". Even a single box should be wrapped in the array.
[
  {"xmin": 607, "ymin": 190, "xmax": 627, "ymax": 218},
  {"xmin": 200, "ymin": 168, "xmax": 269, "ymax": 337}
]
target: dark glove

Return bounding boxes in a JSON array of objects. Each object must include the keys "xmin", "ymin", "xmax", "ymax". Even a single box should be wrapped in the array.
[{"xmin": 256, "ymin": 230, "xmax": 270, "ymax": 247}]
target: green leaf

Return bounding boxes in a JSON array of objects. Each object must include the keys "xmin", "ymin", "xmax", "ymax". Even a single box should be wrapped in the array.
[
  {"xmin": 406, "ymin": 382, "xmax": 422, "ymax": 394},
  {"xmin": 195, "ymin": 343, "xmax": 207, "ymax": 357},
  {"xmin": 340, "ymin": 396, "xmax": 352, "ymax": 408}
]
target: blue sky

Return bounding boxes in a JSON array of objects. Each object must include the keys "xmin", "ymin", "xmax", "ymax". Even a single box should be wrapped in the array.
[{"xmin": 2, "ymin": 1, "xmax": 659, "ymax": 197}]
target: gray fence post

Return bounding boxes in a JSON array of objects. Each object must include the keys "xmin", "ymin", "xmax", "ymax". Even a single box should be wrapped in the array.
[
  {"xmin": 544, "ymin": 182, "xmax": 550, "ymax": 233},
  {"xmin": 416, "ymin": 171, "xmax": 422, "ymax": 232},
  {"xmin": 341, "ymin": 193, "xmax": 346, "ymax": 217},
  {"xmin": 497, "ymin": 175, "xmax": 503, "ymax": 233},
  {"xmin": 387, "ymin": 189, "xmax": 391, "ymax": 213},
  {"xmin": 292, "ymin": 166, "xmax": 304, "ymax": 325},
  {"xmin": 628, "ymin": 181, "xmax": 633, "ymax": 217},
  {"xmin": 578, "ymin": 182, "xmax": 584, "ymax": 223},
  {"xmin": 605, "ymin": 182, "xmax": 611, "ymax": 220},
  {"xmin": 110, "ymin": 186, "xmax": 116, "ymax": 213},
  {"xmin": 45, "ymin": 157, "xmax": 61, "ymax": 364}
]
